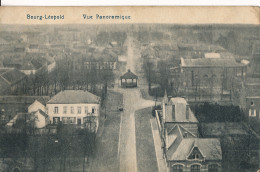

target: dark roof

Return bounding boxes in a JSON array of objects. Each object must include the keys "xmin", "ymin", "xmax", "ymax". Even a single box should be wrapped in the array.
[
  {"xmin": 30, "ymin": 59, "xmax": 43, "ymax": 69},
  {"xmin": 120, "ymin": 69, "xmax": 138, "ymax": 79},
  {"xmin": 0, "ymin": 96, "xmax": 50, "ymax": 104},
  {"xmin": 36, "ymin": 96, "xmax": 51, "ymax": 105},
  {"xmin": 1, "ymin": 69, "xmax": 26, "ymax": 85},
  {"xmin": 181, "ymin": 57, "xmax": 244, "ymax": 68},
  {"xmin": 0, "ymin": 76, "xmax": 10, "ymax": 94},
  {"xmin": 47, "ymin": 90, "xmax": 100, "ymax": 104}
]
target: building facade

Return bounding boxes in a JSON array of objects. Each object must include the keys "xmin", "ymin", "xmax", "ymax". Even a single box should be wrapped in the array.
[
  {"xmin": 155, "ymin": 95, "xmax": 222, "ymax": 172},
  {"xmin": 46, "ymin": 90, "xmax": 100, "ymax": 132}
]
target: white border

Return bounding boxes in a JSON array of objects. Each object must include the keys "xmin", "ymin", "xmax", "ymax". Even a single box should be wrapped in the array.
[{"xmin": 1, "ymin": 0, "xmax": 260, "ymax": 6}]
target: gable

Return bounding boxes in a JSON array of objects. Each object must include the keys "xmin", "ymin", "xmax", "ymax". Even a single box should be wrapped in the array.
[
  {"xmin": 187, "ymin": 146, "xmax": 205, "ymax": 161},
  {"xmin": 28, "ymin": 100, "xmax": 45, "ymax": 113}
]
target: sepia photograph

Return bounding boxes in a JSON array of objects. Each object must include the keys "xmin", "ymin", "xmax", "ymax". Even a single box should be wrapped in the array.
[{"xmin": 0, "ymin": 6, "xmax": 259, "ymax": 172}]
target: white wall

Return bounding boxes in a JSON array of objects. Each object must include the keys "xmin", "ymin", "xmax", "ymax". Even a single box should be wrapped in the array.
[
  {"xmin": 34, "ymin": 111, "xmax": 47, "ymax": 128},
  {"xmin": 28, "ymin": 100, "xmax": 46, "ymax": 113},
  {"xmin": 46, "ymin": 103, "xmax": 100, "ymax": 124}
]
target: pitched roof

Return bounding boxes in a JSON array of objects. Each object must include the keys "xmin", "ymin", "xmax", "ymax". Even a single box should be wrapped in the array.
[
  {"xmin": 0, "ymin": 96, "xmax": 50, "ymax": 104},
  {"xmin": 47, "ymin": 90, "xmax": 100, "ymax": 104},
  {"xmin": 1, "ymin": 69, "xmax": 26, "ymax": 85},
  {"xmin": 120, "ymin": 69, "xmax": 138, "ymax": 79},
  {"xmin": 167, "ymin": 138, "xmax": 222, "ymax": 161},
  {"xmin": 165, "ymin": 97, "xmax": 198, "ymax": 123},
  {"xmin": 0, "ymin": 76, "xmax": 10, "ymax": 94},
  {"xmin": 165, "ymin": 124, "xmax": 222, "ymax": 161},
  {"xmin": 181, "ymin": 57, "xmax": 244, "ymax": 68}
]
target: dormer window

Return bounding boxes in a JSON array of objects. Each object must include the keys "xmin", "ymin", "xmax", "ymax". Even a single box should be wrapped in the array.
[{"xmin": 187, "ymin": 147, "xmax": 204, "ymax": 161}]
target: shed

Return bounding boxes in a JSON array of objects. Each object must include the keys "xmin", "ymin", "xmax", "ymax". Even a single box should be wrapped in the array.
[{"xmin": 120, "ymin": 69, "xmax": 138, "ymax": 88}]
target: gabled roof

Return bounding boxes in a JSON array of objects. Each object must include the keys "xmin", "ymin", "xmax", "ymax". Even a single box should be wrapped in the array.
[
  {"xmin": 165, "ymin": 124, "xmax": 222, "ymax": 161},
  {"xmin": 47, "ymin": 90, "xmax": 100, "ymax": 104},
  {"xmin": 120, "ymin": 69, "xmax": 138, "ymax": 79},
  {"xmin": 164, "ymin": 97, "xmax": 198, "ymax": 123},
  {"xmin": 181, "ymin": 57, "xmax": 244, "ymax": 68},
  {"xmin": 0, "ymin": 96, "xmax": 50, "ymax": 104},
  {"xmin": 0, "ymin": 76, "xmax": 10, "ymax": 94},
  {"xmin": 1, "ymin": 69, "xmax": 26, "ymax": 85},
  {"xmin": 167, "ymin": 138, "xmax": 222, "ymax": 161}
]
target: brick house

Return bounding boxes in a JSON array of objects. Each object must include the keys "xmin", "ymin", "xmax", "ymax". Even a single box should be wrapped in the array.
[
  {"xmin": 155, "ymin": 94, "xmax": 222, "ymax": 172},
  {"xmin": 180, "ymin": 57, "xmax": 246, "ymax": 101}
]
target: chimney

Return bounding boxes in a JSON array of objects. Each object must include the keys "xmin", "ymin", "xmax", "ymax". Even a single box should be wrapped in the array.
[
  {"xmin": 186, "ymin": 104, "xmax": 190, "ymax": 120},
  {"xmin": 172, "ymin": 104, "xmax": 175, "ymax": 121},
  {"xmin": 167, "ymin": 96, "xmax": 172, "ymax": 103}
]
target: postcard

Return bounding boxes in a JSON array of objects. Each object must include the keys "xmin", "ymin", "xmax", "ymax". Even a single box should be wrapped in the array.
[{"xmin": 0, "ymin": 6, "xmax": 259, "ymax": 172}]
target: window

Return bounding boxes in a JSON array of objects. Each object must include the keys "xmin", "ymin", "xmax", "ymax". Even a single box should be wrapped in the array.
[
  {"xmin": 92, "ymin": 107, "xmax": 95, "ymax": 114},
  {"xmin": 85, "ymin": 106, "xmax": 88, "ymax": 114},
  {"xmin": 172, "ymin": 164, "xmax": 183, "ymax": 172},
  {"xmin": 208, "ymin": 164, "xmax": 218, "ymax": 172},
  {"xmin": 63, "ymin": 106, "xmax": 67, "ymax": 114},
  {"xmin": 71, "ymin": 107, "xmax": 74, "ymax": 114},
  {"xmin": 53, "ymin": 117, "xmax": 60, "ymax": 124},
  {"xmin": 249, "ymin": 109, "xmax": 256, "ymax": 117},
  {"xmin": 191, "ymin": 165, "xmax": 200, "ymax": 172},
  {"xmin": 78, "ymin": 107, "xmax": 81, "ymax": 114},
  {"xmin": 54, "ymin": 107, "xmax": 59, "ymax": 114}
]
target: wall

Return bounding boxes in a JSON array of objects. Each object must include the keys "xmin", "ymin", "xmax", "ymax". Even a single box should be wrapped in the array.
[
  {"xmin": 28, "ymin": 100, "xmax": 46, "ymax": 113},
  {"xmin": 168, "ymin": 161, "xmax": 221, "ymax": 172},
  {"xmin": 46, "ymin": 103, "xmax": 100, "ymax": 124}
]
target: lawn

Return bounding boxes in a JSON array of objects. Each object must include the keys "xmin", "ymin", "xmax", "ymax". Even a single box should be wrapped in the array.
[
  {"xmin": 84, "ymin": 90, "xmax": 123, "ymax": 172},
  {"xmin": 135, "ymin": 107, "xmax": 159, "ymax": 172}
]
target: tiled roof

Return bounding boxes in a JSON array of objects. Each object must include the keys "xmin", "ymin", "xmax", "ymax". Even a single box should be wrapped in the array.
[
  {"xmin": 165, "ymin": 97, "xmax": 198, "ymax": 123},
  {"xmin": 120, "ymin": 69, "xmax": 138, "ymax": 79},
  {"xmin": 181, "ymin": 57, "xmax": 244, "ymax": 68},
  {"xmin": 47, "ymin": 90, "xmax": 100, "ymax": 104}
]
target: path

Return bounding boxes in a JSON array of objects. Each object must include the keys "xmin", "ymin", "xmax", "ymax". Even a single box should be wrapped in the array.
[{"xmin": 117, "ymin": 33, "xmax": 154, "ymax": 172}]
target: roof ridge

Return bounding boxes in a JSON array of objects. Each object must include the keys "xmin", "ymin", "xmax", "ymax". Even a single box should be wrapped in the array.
[{"xmin": 0, "ymin": 75, "xmax": 11, "ymax": 85}]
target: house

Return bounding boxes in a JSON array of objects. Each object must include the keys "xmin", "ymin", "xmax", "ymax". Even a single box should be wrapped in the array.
[
  {"xmin": 180, "ymin": 57, "xmax": 246, "ymax": 101},
  {"xmin": 0, "ymin": 68, "xmax": 27, "ymax": 94},
  {"xmin": 7, "ymin": 110, "xmax": 49, "ymax": 129},
  {"xmin": 120, "ymin": 69, "xmax": 138, "ymax": 88},
  {"xmin": 155, "ymin": 95, "xmax": 222, "ymax": 172},
  {"xmin": 0, "ymin": 96, "xmax": 50, "ymax": 123},
  {"xmin": 246, "ymin": 97, "xmax": 260, "ymax": 118},
  {"xmin": 28, "ymin": 100, "xmax": 46, "ymax": 113},
  {"xmin": 252, "ymin": 42, "xmax": 260, "ymax": 76},
  {"xmin": 84, "ymin": 48, "xmax": 118, "ymax": 70},
  {"xmin": 46, "ymin": 90, "xmax": 100, "ymax": 132}
]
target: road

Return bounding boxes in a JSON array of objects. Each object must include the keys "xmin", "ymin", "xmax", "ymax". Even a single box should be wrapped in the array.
[{"xmin": 116, "ymin": 34, "xmax": 154, "ymax": 172}]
